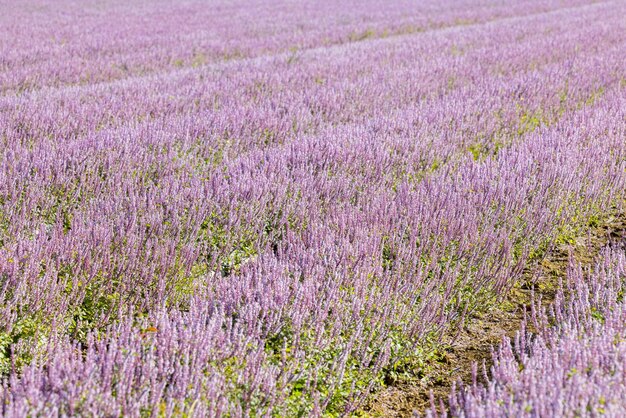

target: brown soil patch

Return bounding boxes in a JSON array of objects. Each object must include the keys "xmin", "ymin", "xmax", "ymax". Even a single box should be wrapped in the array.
[{"xmin": 362, "ymin": 213, "xmax": 626, "ymax": 417}]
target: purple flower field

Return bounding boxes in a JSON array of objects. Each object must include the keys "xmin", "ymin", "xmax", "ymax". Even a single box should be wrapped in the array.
[{"xmin": 1, "ymin": 0, "xmax": 625, "ymax": 416}]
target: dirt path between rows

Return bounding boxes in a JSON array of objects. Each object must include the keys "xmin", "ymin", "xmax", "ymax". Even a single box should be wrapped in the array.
[{"xmin": 363, "ymin": 212, "xmax": 626, "ymax": 417}]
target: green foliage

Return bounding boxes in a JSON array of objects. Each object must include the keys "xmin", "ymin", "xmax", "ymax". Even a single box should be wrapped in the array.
[
  {"xmin": 517, "ymin": 109, "xmax": 543, "ymax": 136},
  {"xmin": 579, "ymin": 86, "xmax": 605, "ymax": 109},
  {"xmin": 381, "ymin": 237, "xmax": 396, "ymax": 272},
  {"xmin": 349, "ymin": 28, "xmax": 376, "ymax": 42},
  {"xmin": 590, "ymin": 307, "xmax": 605, "ymax": 323},
  {"xmin": 261, "ymin": 321, "xmax": 392, "ymax": 417},
  {"xmin": 197, "ymin": 211, "xmax": 257, "ymax": 277},
  {"xmin": 66, "ymin": 277, "xmax": 121, "ymax": 343},
  {"xmin": 0, "ymin": 314, "xmax": 49, "ymax": 375},
  {"xmin": 382, "ymin": 331, "xmax": 443, "ymax": 386}
]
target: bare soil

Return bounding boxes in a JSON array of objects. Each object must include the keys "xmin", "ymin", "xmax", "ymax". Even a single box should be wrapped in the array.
[{"xmin": 363, "ymin": 213, "xmax": 626, "ymax": 417}]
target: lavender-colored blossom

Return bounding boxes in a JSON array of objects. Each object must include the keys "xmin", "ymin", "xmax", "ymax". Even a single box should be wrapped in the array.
[{"xmin": 0, "ymin": 0, "xmax": 625, "ymax": 415}]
